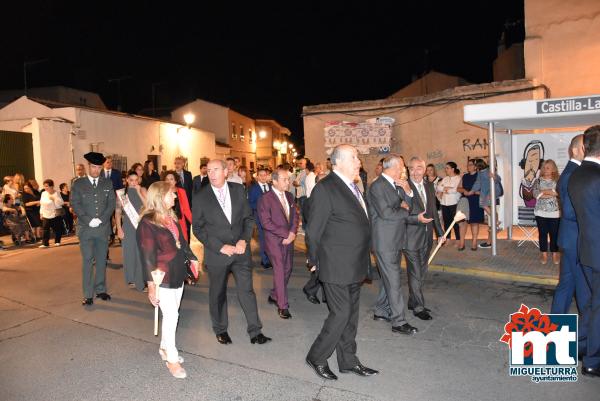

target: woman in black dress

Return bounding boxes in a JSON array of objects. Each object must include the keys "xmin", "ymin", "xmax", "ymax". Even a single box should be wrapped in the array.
[
  {"xmin": 141, "ymin": 160, "xmax": 161, "ymax": 189},
  {"xmin": 21, "ymin": 183, "xmax": 42, "ymax": 240},
  {"xmin": 457, "ymin": 160, "xmax": 484, "ymax": 250}
]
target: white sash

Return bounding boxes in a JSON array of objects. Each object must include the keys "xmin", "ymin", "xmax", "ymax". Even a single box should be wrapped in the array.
[{"xmin": 117, "ymin": 189, "xmax": 140, "ymax": 229}]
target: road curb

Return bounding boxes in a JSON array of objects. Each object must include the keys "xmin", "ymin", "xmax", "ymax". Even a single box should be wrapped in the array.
[{"xmin": 294, "ymin": 236, "xmax": 558, "ymax": 287}]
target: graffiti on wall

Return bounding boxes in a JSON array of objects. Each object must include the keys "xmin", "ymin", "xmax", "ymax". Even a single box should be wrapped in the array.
[{"xmin": 324, "ymin": 117, "xmax": 394, "ymax": 155}]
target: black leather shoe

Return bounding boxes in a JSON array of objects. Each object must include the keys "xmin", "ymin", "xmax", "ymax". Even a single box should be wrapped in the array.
[
  {"xmin": 306, "ymin": 358, "xmax": 338, "ymax": 380},
  {"xmin": 582, "ymin": 366, "xmax": 600, "ymax": 378},
  {"xmin": 339, "ymin": 364, "xmax": 379, "ymax": 376},
  {"xmin": 414, "ymin": 310, "xmax": 433, "ymax": 320},
  {"xmin": 278, "ymin": 309, "xmax": 292, "ymax": 319},
  {"xmin": 303, "ymin": 288, "xmax": 320, "ymax": 304},
  {"xmin": 96, "ymin": 292, "xmax": 111, "ymax": 301},
  {"xmin": 82, "ymin": 298, "xmax": 93, "ymax": 305},
  {"xmin": 373, "ymin": 314, "xmax": 391, "ymax": 322},
  {"xmin": 392, "ymin": 323, "xmax": 418, "ymax": 335},
  {"xmin": 250, "ymin": 333, "xmax": 272, "ymax": 344},
  {"xmin": 408, "ymin": 305, "xmax": 431, "ymax": 312},
  {"xmin": 268, "ymin": 296, "xmax": 277, "ymax": 306},
  {"xmin": 216, "ymin": 332, "xmax": 232, "ymax": 344}
]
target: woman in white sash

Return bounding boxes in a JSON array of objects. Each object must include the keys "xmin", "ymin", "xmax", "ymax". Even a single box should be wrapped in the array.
[{"xmin": 116, "ymin": 169, "xmax": 147, "ymax": 291}]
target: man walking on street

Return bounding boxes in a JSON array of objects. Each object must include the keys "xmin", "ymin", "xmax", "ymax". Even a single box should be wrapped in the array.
[{"xmin": 71, "ymin": 152, "xmax": 115, "ymax": 306}]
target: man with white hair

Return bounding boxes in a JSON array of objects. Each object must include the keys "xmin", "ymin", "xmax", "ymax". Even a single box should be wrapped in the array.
[
  {"xmin": 404, "ymin": 157, "xmax": 444, "ymax": 321},
  {"xmin": 305, "ymin": 144, "xmax": 378, "ymax": 380}
]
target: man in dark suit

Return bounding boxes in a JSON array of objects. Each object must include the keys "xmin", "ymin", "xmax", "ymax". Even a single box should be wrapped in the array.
[
  {"xmin": 306, "ymin": 144, "xmax": 378, "ymax": 381},
  {"xmin": 552, "ymin": 135, "xmax": 590, "ymax": 316},
  {"xmin": 568, "ymin": 125, "xmax": 600, "ymax": 378},
  {"xmin": 248, "ymin": 167, "xmax": 272, "ymax": 269},
  {"xmin": 368, "ymin": 155, "xmax": 419, "ymax": 335},
  {"xmin": 174, "ymin": 156, "xmax": 193, "ymax": 204},
  {"xmin": 257, "ymin": 167, "xmax": 299, "ymax": 319},
  {"xmin": 71, "ymin": 152, "xmax": 116, "ymax": 306},
  {"xmin": 404, "ymin": 157, "xmax": 444, "ymax": 321},
  {"xmin": 192, "ymin": 163, "xmax": 209, "ymax": 195},
  {"xmin": 102, "ymin": 156, "xmax": 123, "ymax": 190},
  {"xmin": 192, "ymin": 159, "xmax": 271, "ymax": 346}
]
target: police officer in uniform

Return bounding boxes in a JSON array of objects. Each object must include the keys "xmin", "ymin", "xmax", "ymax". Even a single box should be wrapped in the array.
[{"xmin": 71, "ymin": 152, "xmax": 116, "ymax": 306}]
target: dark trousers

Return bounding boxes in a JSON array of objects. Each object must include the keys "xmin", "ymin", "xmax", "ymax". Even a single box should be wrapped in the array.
[
  {"xmin": 551, "ymin": 247, "xmax": 592, "ymax": 352},
  {"xmin": 267, "ymin": 244, "xmax": 293, "ymax": 309},
  {"xmin": 42, "ymin": 217, "xmax": 63, "ymax": 246},
  {"xmin": 297, "ymin": 196, "xmax": 307, "ymax": 228},
  {"xmin": 79, "ymin": 233, "xmax": 109, "ymax": 298},
  {"xmin": 404, "ymin": 240, "xmax": 434, "ymax": 313},
  {"xmin": 373, "ymin": 250, "xmax": 407, "ymax": 326},
  {"xmin": 535, "ymin": 216, "xmax": 559, "ymax": 252},
  {"xmin": 441, "ymin": 204, "xmax": 460, "ymax": 240},
  {"xmin": 253, "ymin": 211, "xmax": 270, "ymax": 266},
  {"xmin": 307, "ymin": 282, "xmax": 361, "ymax": 369},
  {"xmin": 303, "ymin": 271, "xmax": 325, "ymax": 301},
  {"xmin": 581, "ymin": 265, "xmax": 600, "ymax": 368},
  {"xmin": 62, "ymin": 206, "xmax": 74, "ymax": 233},
  {"xmin": 206, "ymin": 260, "xmax": 262, "ymax": 338}
]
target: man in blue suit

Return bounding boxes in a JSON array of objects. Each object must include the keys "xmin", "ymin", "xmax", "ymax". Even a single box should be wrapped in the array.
[
  {"xmin": 552, "ymin": 134, "xmax": 590, "ymax": 314},
  {"xmin": 248, "ymin": 167, "xmax": 272, "ymax": 269},
  {"xmin": 102, "ymin": 156, "xmax": 123, "ymax": 190},
  {"xmin": 102, "ymin": 156, "xmax": 122, "ymax": 246},
  {"xmin": 569, "ymin": 126, "xmax": 600, "ymax": 378}
]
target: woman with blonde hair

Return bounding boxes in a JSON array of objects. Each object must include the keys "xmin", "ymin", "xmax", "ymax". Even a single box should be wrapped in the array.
[
  {"xmin": 137, "ymin": 181, "xmax": 200, "ymax": 379},
  {"xmin": 533, "ymin": 159, "xmax": 561, "ymax": 265}
]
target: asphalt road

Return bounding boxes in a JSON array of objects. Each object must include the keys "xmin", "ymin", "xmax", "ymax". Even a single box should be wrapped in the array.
[{"xmin": 0, "ymin": 238, "xmax": 597, "ymax": 401}]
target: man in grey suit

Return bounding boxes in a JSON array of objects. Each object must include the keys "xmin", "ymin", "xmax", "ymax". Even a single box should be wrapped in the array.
[
  {"xmin": 192, "ymin": 160, "xmax": 271, "ymax": 346},
  {"xmin": 71, "ymin": 152, "xmax": 116, "ymax": 306},
  {"xmin": 368, "ymin": 155, "xmax": 421, "ymax": 335},
  {"xmin": 404, "ymin": 157, "xmax": 444, "ymax": 320}
]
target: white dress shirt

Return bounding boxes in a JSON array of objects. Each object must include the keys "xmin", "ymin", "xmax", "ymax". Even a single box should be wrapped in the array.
[
  {"xmin": 333, "ymin": 170, "xmax": 368, "ymax": 216},
  {"xmin": 88, "ymin": 176, "xmax": 99, "ymax": 187},
  {"xmin": 412, "ymin": 179, "xmax": 427, "ymax": 206},
  {"xmin": 272, "ymin": 188, "xmax": 290, "ymax": 217},
  {"xmin": 211, "ymin": 183, "xmax": 232, "ymax": 223},
  {"xmin": 584, "ymin": 156, "xmax": 600, "ymax": 166},
  {"xmin": 305, "ymin": 172, "xmax": 317, "ymax": 198}
]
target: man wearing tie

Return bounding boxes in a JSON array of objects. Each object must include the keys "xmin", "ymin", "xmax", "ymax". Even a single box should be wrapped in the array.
[
  {"xmin": 248, "ymin": 167, "xmax": 272, "ymax": 269},
  {"xmin": 553, "ymin": 135, "xmax": 590, "ymax": 318},
  {"xmin": 568, "ymin": 125, "xmax": 600, "ymax": 378},
  {"xmin": 257, "ymin": 167, "xmax": 299, "ymax": 319},
  {"xmin": 71, "ymin": 152, "xmax": 115, "ymax": 306},
  {"xmin": 404, "ymin": 157, "xmax": 444, "ymax": 321},
  {"xmin": 101, "ymin": 156, "xmax": 122, "ymax": 247},
  {"xmin": 192, "ymin": 160, "xmax": 271, "ymax": 346},
  {"xmin": 306, "ymin": 144, "xmax": 378, "ymax": 380},
  {"xmin": 368, "ymin": 155, "xmax": 419, "ymax": 335},
  {"xmin": 192, "ymin": 163, "xmax": 209, "ymax": 195},
  {"xmin": 102, "ymin": 156, "xmax": 123, "ymax": 191},
  {"xmin": 174, "ymin": 156, "xmax": 193, "ymax": 204}
]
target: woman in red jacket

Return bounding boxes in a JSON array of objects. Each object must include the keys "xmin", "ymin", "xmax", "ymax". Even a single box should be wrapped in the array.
[{"xmin": 162, "ymin": 170, "xmax": 192, "ymax": 243}]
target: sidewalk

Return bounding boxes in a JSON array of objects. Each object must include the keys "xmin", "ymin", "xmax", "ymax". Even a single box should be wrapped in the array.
[{"xmin": 295, "ymin": 230, "xmax": 559, "ymax": 287}]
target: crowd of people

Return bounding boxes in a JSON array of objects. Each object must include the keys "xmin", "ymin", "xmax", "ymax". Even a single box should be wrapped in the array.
[{"xmin": 2, "ymin": 128, "xmax": 599, "ymax": 380}]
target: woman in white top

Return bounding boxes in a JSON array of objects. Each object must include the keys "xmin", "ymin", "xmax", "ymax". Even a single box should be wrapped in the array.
[
  {"xmin": 305, "ymin": 160, "xmax": 317, "ymax": 198},
  {"xmin": 533, "ymin": 160, "xmax": 561, "ymax": 265},
  {"xmin": 436, "ymin": 161, "xmax": 462, "ymax": 241},
  {"xmin": 39, "ymin": 179, "xmax": 65, "ymax": 248}
]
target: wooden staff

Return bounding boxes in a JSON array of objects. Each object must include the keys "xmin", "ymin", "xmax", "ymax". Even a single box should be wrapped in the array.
[
  {"xmin": 150, "ymin": 269, "xmax": 165, "ymax": 336},
  {"xmin": 428, "ymin": 210, "xmax": 467, "ymax": 265}
]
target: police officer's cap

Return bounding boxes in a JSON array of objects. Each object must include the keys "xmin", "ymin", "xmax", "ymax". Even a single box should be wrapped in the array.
[{"xmin": 84, "ymin": 152, "xmax": 106, "ymax": 166}]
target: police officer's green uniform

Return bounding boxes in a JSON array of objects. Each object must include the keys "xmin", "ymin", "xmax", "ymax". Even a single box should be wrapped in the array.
[{"xmin": 71, "ymin": 152, "xmax": 116, "ymax": 304}]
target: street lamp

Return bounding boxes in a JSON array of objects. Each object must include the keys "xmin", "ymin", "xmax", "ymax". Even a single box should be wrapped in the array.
[
  {"xmin": 183, "ymin": 113, "xmax": 195, "ymax": 126},
  {"xmin": 259, "ymin": 130, "xmax": 267, "ymax": 139}
]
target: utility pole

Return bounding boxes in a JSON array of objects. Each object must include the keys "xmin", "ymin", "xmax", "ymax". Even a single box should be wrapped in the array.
[
  {"xmin": 23, "ymin": 59, "xmax": 49, "ymax": 96},
  {"xmin": 151, "ymin": 81, "xmax": 167, "ymax": 117},
  {"xmin": 107, "ymin": 76, "xmax": 132, "ymax": 111}
]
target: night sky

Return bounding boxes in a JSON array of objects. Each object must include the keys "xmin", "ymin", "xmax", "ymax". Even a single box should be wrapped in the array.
[{"xmin": 2, "ymin": 1, "xmax": 524, "ymax": 152}]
